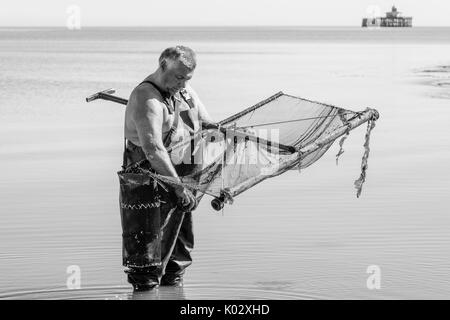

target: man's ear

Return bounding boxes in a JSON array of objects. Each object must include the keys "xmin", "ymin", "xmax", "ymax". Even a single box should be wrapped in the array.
[{"xmin": 160, "ymin": 59, "xmax": 167, "ymax": 71}]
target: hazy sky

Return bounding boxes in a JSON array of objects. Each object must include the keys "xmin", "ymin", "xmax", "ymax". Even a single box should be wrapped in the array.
[{"xmin": 1, "ymin": 0, "xmax": 449, "ymax": 26}]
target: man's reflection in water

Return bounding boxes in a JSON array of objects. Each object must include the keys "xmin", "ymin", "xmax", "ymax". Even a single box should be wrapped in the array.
[{"xmin": 130, "ymin": 285, "xmax": 186, "ymax": 300}]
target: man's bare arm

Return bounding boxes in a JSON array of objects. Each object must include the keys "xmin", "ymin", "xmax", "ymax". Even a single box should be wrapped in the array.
[
  {"xmin": 132, "ymin": 95, "xmax": 180, "ymax": 180},
  {"xmin": 132, "ymin": 95, "xmax": 198, "ymax": 211}
]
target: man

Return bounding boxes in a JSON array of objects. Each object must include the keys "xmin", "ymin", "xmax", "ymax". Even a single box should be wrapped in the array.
[{"xmin": 120, "ymin": 46, "xmax": 214, "ymax": 291}]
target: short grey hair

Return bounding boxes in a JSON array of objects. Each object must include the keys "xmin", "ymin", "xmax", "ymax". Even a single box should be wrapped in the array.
[{"xmin": 159, "ymin": 46, "xmax": 197, "ymax": 70}]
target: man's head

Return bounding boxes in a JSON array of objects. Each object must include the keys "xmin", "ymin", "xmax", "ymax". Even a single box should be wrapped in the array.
[{"xmin": 158, "ymin": 46, "xmax": 196, "ymax": 96}]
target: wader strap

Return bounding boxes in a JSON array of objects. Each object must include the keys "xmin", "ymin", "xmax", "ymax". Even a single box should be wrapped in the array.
[
  {"xmin": 179, "ymin": 89, "xmax": 196, "ymax": 164},
  {"xmin": 139, "ymin": 80, "xmax": 175, "ymax": 114},
  {"xmin": 163, "ymin": 89, "xmax": 194, "ymax": 148},
  {"xmin": 163, "ymin": 98, "xmax": 180, "ymax": 148},
  {"xmin": 180, "ymin": 89, "xmax": 195, "ymax": 110}
]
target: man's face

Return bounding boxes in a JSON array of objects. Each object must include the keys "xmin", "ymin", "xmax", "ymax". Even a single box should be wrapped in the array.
[{"xmin": 161, "ymin": 60, "xmax": 194, "ymax": 96}]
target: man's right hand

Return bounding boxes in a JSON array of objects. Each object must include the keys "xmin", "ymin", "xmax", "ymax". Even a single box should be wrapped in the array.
[{"xmin": 174, "ymin": 186, "xmax": 197, "ymax": 212}]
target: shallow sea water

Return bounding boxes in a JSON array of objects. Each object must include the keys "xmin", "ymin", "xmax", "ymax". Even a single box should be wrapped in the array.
[{"xmin": 0, "ymin": 27, "xmax": 449, "ymax": 299}]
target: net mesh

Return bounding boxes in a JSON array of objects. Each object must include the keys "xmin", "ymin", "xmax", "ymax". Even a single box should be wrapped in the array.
[{"xmin": 129, "ymin": 92, "xmax": 372, "ymax": 201}]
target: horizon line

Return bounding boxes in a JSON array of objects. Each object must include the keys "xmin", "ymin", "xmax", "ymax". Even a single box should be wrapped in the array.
[{"xmin": 1, "ymin": 25, "xmax": 449, "ymax": 28}]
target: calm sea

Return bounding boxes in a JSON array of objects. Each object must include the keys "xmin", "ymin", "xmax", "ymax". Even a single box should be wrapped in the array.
[{"xmin": 0, "ymin": 27, "xmax": 449, "ymax": 299}]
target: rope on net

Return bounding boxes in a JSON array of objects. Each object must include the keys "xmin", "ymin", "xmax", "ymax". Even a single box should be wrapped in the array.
[
  {"xmin": 335, "ymin": 109, "xmax": 351, "ymax": 165},
  {"xmin": 354, "ymin": 117, "xmax": 377, "ymax": 198}
]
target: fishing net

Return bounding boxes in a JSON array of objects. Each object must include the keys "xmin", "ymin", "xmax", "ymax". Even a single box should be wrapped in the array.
[{"xmin": 125, "ymin": 92, "xmax": 379, "ymax": 207}]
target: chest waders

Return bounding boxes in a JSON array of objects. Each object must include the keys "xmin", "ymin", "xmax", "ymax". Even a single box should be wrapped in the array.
[{"xmin": 118, "ymin": 81, "xmax": 197, "ymax": 289}]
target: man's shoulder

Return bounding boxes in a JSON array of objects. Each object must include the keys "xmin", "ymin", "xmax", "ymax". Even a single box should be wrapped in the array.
[
  {"xmin": 129, "ymin": 83, "xmax": 165, "ymax": 113},
  {"xmin": 132, "ymin": 83, "xmax": 164, "ymax": 102}
]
